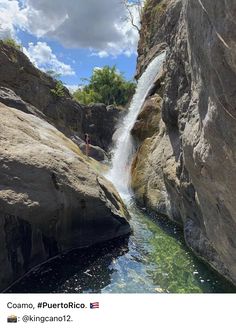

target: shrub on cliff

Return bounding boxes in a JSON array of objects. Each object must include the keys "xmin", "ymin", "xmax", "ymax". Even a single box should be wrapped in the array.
[
  {"xmin": 1, "ymin": 38, "xmax": 22, "ymax": 51},
  {"xmin": 73, "ymin": 66, "xmax": 136, "ymax": 106},
  {"xmin": 50, "ymin": 81, "xmax": 66, "ymax": 98}
]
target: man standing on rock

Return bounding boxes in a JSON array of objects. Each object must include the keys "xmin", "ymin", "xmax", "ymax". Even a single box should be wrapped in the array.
[{"xmin": 85, "ymin": 133, "xmax": 90, "ymax": 157}]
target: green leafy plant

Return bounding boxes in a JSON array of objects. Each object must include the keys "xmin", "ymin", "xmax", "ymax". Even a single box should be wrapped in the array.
[
  {"xmin": 50, "ymin": 81, "xmax": 66, "ymax": 98},
  {"xmin": 73, "ymin": 66, "xmax": 136, "ymax": 106},
  {"xmin": 1, "ymin": 38, "xmax": 22, "ymax": 51}
]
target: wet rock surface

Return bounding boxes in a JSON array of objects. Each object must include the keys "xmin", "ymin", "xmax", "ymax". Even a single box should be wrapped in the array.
[{"xmin": 131, "ymin": 94, "xmax": 162, "ymax": 143}]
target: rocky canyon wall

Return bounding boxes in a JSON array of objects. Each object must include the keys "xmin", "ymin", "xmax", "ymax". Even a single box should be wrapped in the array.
[
  {"xmin": 132, "ymin": 0, "xmax": 236, "ymax": 285},
  {"xmin": 0, "ymin": 102, "xmax": 130, "ymax": 291},
  {"xmin": 0, "ymin": 41, "xmax": 122, "ymax": 154},
  {"xmin": 0, "ymin": 43, "xmax": 131, "ymax": 291}
]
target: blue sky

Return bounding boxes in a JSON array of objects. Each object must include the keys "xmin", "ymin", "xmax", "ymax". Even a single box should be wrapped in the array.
[{"xmin": 0, "ymin": 0, "xmax": 140, "ymax": 92}]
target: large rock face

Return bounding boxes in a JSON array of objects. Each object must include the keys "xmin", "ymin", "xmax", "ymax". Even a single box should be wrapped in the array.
[
  {"xmin": 136, "ymin": 0, "xmax": 179, "ymax": 78},
  {"xmin": 0, "ymin": 42, "xmax": 122, "ymax": 153},
  {"xmin": 132, "ymin": 0, "xmax": 236, "ymax": 285},
  {"xmin": 81, "ymin": 104, "xmax": 125, "ymax": 152},
  {"xmin": 0, "ymin": 102, "xmax": 130, "ymax": 291},
  {"xmin": 0, "ymin": 41, "xmax": 83, "ymax": 137}
]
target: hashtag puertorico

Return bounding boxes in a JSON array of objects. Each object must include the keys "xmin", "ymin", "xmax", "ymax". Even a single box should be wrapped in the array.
[{"xmin": 37, "ymin": 302, "xmax": 86, "ymax": 309}]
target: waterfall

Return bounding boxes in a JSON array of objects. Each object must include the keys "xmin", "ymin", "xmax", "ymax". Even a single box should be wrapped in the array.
[{"xmin": 106, "ymin": 52, "xmax": 166, "ymax": 199}]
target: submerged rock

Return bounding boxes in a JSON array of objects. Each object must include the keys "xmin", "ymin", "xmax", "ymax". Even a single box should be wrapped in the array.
[{"xmin": 0, "ymin": 102, "xmax": 130, "ymax": 291}]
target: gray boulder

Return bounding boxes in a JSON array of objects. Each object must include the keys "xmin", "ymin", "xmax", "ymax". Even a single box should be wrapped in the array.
[
  {"xmin": 0, "ymin": 86, "xmax": 44, "ymax": 118},
  {"xmin": 0, "ymin": 102, "xmax": 130, "ymax": 291},
  {"xmin": 82, "ymin": 103, "xmax": 125, "ymax": 152},
  {"xmin": 71, "ymin": 136, "xmax": 109, "ymax": 162}
]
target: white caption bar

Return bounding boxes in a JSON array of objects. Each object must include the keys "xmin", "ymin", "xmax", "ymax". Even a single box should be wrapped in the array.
[{"xmin": 0, "ymin": 294, "xmax": 235, "ymax": 328}]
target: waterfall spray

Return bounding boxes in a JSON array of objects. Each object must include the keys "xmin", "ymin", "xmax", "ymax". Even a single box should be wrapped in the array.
[{"xmin": 106, "ymin": 52, "xmax": 166, "ymax": 199}]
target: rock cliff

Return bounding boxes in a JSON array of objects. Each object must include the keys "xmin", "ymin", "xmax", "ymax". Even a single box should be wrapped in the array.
[
  {"xmin": 0, "ymin": 41, "xmax": 131, "ymax": 291},
  {"xmin": 0, "ymin": 102, "xmax": 130, "ymax": 291},
  {"xmin": 132, "ymin": 0, "xmax": 236, "ymax": 285},
  {"xmin": 0, "ymin": 41, "xmax": 121, "ymax": 154}
]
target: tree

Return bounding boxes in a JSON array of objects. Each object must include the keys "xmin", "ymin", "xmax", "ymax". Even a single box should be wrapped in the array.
[
  {"xmin": 73, "ymin": 86, "xmax": 98, "ymax": 105},
  {"xmin": 73, "ymin": 66, "xmax": 136, "ymax": 106},
  {"xmin": 122, "ymin": 0, "xmax": 143, "ymax": 33}
]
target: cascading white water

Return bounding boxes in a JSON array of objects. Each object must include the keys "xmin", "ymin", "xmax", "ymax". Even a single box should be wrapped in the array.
[{"xmin": 106, "ymin": 52, "xmax": 166, "ymax": 198}]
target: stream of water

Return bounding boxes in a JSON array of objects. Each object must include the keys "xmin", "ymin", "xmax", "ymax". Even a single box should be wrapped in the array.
[
  {"xmin": 8, "ymin": 199, "xmax": 234, "ymax": 293},
  {"xmin": 8, "ymin": 53, "xmax": 235, "ymax": 293}
]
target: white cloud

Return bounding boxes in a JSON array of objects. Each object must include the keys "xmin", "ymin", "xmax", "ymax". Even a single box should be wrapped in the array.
[
  {"xmin": 92, "ymin": 50, "xmax": 109, "ymax": 58},
  {"xmin": 23, "ymin": 42, "xmax": 75, "ymax": 76},
  {"xmin": 0, "ymin": 0, "xmax": 27, "ymax": 39},
  {"xmin": 1, "ymin": 0, "xmax": 140, "ymax": 57}
]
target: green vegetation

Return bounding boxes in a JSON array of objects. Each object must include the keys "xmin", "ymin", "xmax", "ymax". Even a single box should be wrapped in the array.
[
  {"xmin": 126, "ymin": 203, "xmax": 235, "ymax": 293},
  {"xmin": 1, "ymin": 37, "xmax": 22, "ymax": 51},
  {"xmin": 0, "ymin": 37, "xmax": 22, "ymax": 63},
  {"xmin": 50, "ymin": 81, "xmax": 66, "ymax": 98},
  {"xmin": 73, "ymin": 66, "xmax": 136, "ymax": 106}
]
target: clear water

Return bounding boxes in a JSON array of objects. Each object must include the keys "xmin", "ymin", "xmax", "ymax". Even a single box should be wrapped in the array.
[
  {"xmin": 7, "ymin": 53, "xmax": 235, "ymax": 293},
  {"xmin": 8, "ymin": 199, "xmax": 235, "ymax": 293}
]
